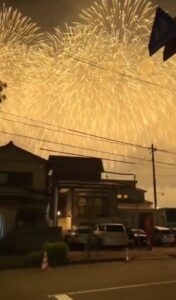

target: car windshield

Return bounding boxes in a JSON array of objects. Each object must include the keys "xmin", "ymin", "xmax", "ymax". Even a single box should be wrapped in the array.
[{"xmin": 106, "ymin": 225, "xmax": 124, "ymax": 232}]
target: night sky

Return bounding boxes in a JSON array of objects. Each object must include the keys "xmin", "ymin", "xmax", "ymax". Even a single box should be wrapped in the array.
[{"xmin": 1, "ymin": 0, "xmax": 175, "ymax": 31}]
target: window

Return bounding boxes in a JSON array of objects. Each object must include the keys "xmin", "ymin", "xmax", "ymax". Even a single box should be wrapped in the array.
[
  {"xmin": 78, "ymin": 197, "xmax": 87, "ymax": 206},
  {"xmin": 77, "ymin": 196, "xmax": 110, "ymax": 217},
  {"xmin": 117, "ymin": 194, "xmax": 128, "ymax": 199},
  {"xmin": 58, "ymin": 191, "xmax": 67, "ymax": 216},
  {"xmin": 106, "ymin": 225, "xmax": 125, "ymax": 232}
]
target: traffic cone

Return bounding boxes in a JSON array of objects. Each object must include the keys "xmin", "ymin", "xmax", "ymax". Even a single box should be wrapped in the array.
[
  {"xmin": 125, "ymin": 247, "xmax": 131, "ymax": 262},
  {"xmin": 41, "ymin": 251, "xmax": 50, "ymax": 271}
]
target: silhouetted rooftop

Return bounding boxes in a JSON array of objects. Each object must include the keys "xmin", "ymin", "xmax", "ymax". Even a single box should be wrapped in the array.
[{"xmin": 48, "ymin": 156, "xmax": 104, "ymax": 181}]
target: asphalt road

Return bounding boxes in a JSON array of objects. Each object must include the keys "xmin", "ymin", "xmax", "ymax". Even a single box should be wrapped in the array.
[{"xmin": 1, "ymin": 259, "xmax": 176, "ymax": 300}]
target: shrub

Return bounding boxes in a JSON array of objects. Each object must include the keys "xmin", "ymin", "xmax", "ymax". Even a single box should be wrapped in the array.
[
  {"xmin": 25, "ymin": 251, "xmax": 43, "ymax": 267},
  {"xmin": 42, "ymin": 241, "xmax": 69, "ymax": 266}
]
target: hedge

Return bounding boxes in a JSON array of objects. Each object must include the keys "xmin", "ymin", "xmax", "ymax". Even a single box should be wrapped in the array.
[{"xmin": 42, "ymin": 241, "xmax": 69, "ymax": 266}]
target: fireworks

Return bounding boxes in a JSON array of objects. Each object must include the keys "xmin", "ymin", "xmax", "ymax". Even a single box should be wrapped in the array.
[
  {"xmin": 0, "ymin": 0, "xmax": 176, "ymax": 170},
  {"xmin": 43, "ymin": 0, "xmax": 176, "ymax": 151},
  {"xmin": 79, "ymin": 0, "xmax": 154, "ymax": 42},
  {"xmin": 0, "ymin": 4, "xmax": 42, "ymax": 45}
]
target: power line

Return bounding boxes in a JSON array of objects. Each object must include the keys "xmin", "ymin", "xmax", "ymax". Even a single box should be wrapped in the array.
[
  {"xmin": 0, "ymin": 112, "xmax": 150, "ymax": 150},
  {"xmin": 40, "ymin": 147, "xmax": 136, "ymax": 165},
  {"xmin": 1, "ymin": 111, "xmax": 176, "ymax": 161},
  {"xmin": 2, "ymin": 111, "xmax": 176, "ymax": 158},
  {"xmin": 1, "ymin": 126, "xmax": 176, "ymax": 170},
  {"xmin": 0, "ymin": 115, "xmax": 153, "ymax": 162},
  {"xmin": 0, "ymin": 130, "xmax": 136, "ymax": 165},
  {"xmin": 2, "ymin": 114, "xmax": 176, "ymax": 173},
  {"xmin": 157, "ymin": 148, "xmax": 176, "ymax": 156},
  {"xmin": 69, "ymin": 54, "xmax": 174, "ymax": 91}
]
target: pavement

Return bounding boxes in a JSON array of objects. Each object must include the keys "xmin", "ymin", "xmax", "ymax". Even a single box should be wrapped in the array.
[
  {"xmin": 0, "ymin": 246, "xmax": 176, "ymax": 269},
  {"xmin": 68, "ymin": 246, "xmax": 176, "ymax": 264}
]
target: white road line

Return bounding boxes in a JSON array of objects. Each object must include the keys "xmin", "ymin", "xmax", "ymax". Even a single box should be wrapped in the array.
[
  {"xmin": 48, "ymin": 294, "xmax": 73, "ymax": 300},
  {"xmin": 48, "ymin": 279, "xmax": 176, "ymax": 299},
  {"xmin": 68, "ymin": 280, "xmax": 176, "ymax": 295}
]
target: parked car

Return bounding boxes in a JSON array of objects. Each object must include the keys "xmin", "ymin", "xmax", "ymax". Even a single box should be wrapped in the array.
[
  {"xmin": 94, "ymin": 223, "xmax": 129, "ymax": 247},
  {"xmin": 152, "ymin": 226, "xmax": 175, "ymax": 246},
  {"xmin": 126, "ymin": 228, "xmax": 148, "ymax": 247},
  {"xmin": 64, "ymin": 226, "xmax": 98, "ymax": 247}
]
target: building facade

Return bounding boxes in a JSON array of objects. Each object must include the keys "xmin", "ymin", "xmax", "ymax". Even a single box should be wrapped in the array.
[
  {"xmin": 48, "ymin": 156, "xmax": 154, "ymax": 230},
  {"xmin": 0, "ymin": 142, "xmax": 154, "ymax": 236},
  {"xmin": 0, "ymin": 141, "xmax": 47, "ymax": 235}
]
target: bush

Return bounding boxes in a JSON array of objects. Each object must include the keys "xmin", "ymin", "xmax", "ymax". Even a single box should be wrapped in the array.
[
  {"xmin": 42, "ymin": 241, "xmax": 69, "ymax": 266},
  {"xmin": 25, "ymin": 251, "xmax": 43, "ymax": 267}
]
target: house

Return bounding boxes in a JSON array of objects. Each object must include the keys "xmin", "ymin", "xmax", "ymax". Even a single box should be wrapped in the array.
[
  {"xmin": 47, "ymin": 156, "xmax": 154, "ymax": 230},
  {"xmin": 0, "ymin": 143, "xmax": 154, "ymax": 238},
  {"xmin": 47, "ymin": 155, "xmax": 104, "ymax": 229},
  {"xmin": 0, "ymin": 141, "xmax": 47, "ymax": 236}
]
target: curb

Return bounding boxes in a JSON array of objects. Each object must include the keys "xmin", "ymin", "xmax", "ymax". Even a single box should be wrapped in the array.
[
  {"xmin": 68, "ymin": 255, "xmax": 176, "ymax": 265},
  {"xmin": 0, "ymin": 251, "xmax": 176, "ymax": 270}
]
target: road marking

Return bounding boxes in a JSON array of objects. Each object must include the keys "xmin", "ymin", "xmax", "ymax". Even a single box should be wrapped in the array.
[
  {"xmin": 68, "ymin": 280, "xmax": 176, "ymax": 295},
  {"xmin": 49, "ymin": 279, "xmax": 176, "ymax": 299},
  {"xmin": 48, "ymin": 294, "xmax": 73, "ymax": 300}
]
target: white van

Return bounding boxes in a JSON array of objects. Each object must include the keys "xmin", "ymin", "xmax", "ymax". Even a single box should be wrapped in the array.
[{"xmin": 94, "ymin": 223, "xmax": 129, "ymax": 247}]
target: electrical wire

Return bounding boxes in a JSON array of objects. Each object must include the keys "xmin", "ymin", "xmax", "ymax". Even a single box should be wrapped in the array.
[
  {"xmin": 0, "ymin": 112, "xmax": 150, "ymax": 150},
  {"xmin": 40, "ymin": 147, "xmax": 136, "ymax": 165},
  {"xmin": 0, "ymin": 130, "xmax": 136, "ymax": 165}
]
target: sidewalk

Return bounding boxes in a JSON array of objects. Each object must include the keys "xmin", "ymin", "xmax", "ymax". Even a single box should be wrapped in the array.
[
  {"xmin": 68, "ymin": 247, "xmax": 176, "ymax": 264},
  {"xmin": 1, "ymin": 247, "xmax": 176, "ymax": 269}
]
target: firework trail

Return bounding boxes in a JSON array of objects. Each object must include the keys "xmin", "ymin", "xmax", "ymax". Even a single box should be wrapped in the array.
[
  {"xmin": 0, "ymin": 4, "xmax": 42, "ymax": 45},
  {"xmin": 79, "ymin": 0, "xmax": 153, "ymax": 42}
]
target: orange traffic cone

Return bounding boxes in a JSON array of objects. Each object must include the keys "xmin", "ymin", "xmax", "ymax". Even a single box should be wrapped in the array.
[
  {"xmin": 125, "ymin": 247, "xmax": 131, "ymax": 262},
  {"xmin": 41, "ymin": 251, "xmax": 50, "ymax": 271}
]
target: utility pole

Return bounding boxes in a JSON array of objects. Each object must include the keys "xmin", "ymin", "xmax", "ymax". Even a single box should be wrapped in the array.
[
  {"xmin": 53, "ymin": 183, "xmax": 59, "ymax": 226},
  {"xmin": 151, "ymin": 144, "xmax": 158, "ymax": 223}
]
